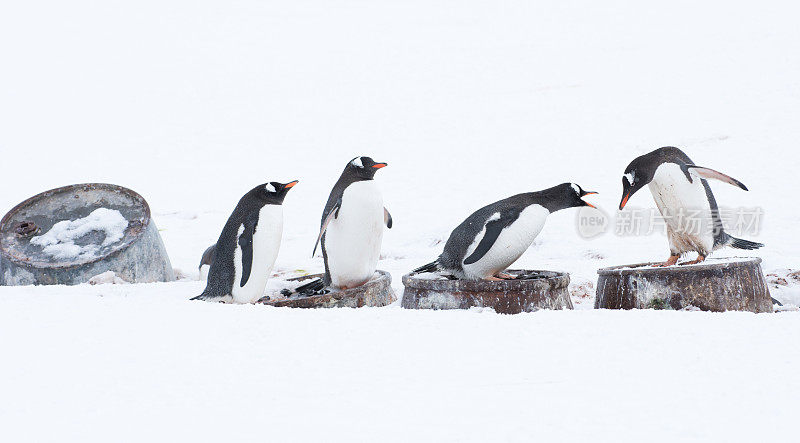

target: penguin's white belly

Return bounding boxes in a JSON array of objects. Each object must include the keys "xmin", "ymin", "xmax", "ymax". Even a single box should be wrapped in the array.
[
  {"xmin": 232, "ymin": 205, "xmax": 283, "ymax": 303},
  {"xmin": 325, "ymin": 181, "xmax": 384, "ymax": 288},
  {"xmin": 648, "ymin": 163, "xmax": 714, "ymax": 254},
  {"xmin": 462, "ymin": 205, "xmax": 549, "ymax": 279}
]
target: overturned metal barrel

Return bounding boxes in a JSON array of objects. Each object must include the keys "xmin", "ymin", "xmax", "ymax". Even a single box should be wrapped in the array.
[
  {"xmin": 0, "ymin": 183, "xmax": 174, "ymax": 286},
  {"xmin": 402, "ymin": 269, "xmax": 573, "ymax": 314},
  {"xmin": 259, "ymin": 270, "xmax": 396, "ymax": 308},
  {"xmin": 595, "ymin": 257, "xmax": 772, "ymax": 312}
]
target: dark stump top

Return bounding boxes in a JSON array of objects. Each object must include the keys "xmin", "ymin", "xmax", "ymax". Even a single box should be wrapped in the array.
[
  {"xmin": 597, "ymin": 257, "xmax": 762, "ymax": 276},
  {"xmin": 403, "ymin": 269, "xmax": 569, "ymax": 292},
  {"xmin": 258, "ymin": 271, "xmax": 396, "ymax": 308}
]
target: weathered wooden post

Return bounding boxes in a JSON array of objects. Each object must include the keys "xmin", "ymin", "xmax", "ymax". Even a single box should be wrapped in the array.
[
  {"xmin": 595, "ymin": 258, "xmax": 772, "ymax": 312},
  {"xmin": 401, "ymin": 269, "xmax": 573, "ymax": 314}
]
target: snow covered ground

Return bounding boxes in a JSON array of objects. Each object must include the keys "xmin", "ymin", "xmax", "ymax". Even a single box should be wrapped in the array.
[{"xmin": 1, "ymin": 1, "xmax": 799, "ymax": 441}]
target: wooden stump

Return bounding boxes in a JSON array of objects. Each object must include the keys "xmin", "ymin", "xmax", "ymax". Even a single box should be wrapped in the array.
[
  {"xmin": 258, "ymin": 270, "xmax": 396, "ymax": 308},
  {"xmin": 401, "ymin": 269, "xmax": 573, "ymax": 314},
  {"xmin": 595, "ymin": 257, "xmax": 773, "ymax": 313}
]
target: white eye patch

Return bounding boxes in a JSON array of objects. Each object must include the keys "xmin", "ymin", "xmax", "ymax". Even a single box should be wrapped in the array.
[
  {"xmin": 265, "ymin": 183, "xmax": 277, "ymax": 193},
  {"xmin": 571, "ymin": 183, "xmax": 580, "ymax": 194},
  {"xmin": 351, "ymin": 157, "xmax": 364, "ymax": 168},
  {"xmin": 624, "ymin": 172, "xmax": 635, "ymax": 185}
]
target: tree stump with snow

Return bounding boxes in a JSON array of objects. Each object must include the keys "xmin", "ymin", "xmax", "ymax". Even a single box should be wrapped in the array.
[
  {"xmin": 258, "ymin": 270, "xmax": 396, "ymax": 308},
  {"xmin": 595, "ymin": 257, "xmax": 772, "ymax": 312},
  {"xmin": 401, "ymin": 269, "xmax": 573, "ymax": 314}
]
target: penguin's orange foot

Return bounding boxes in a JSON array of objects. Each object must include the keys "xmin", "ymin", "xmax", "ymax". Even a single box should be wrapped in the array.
[
  {"xmin": 495, "ymin": 272, "xmax": 515, "ymax": 280},
  {"xmin": 486, "ymin": 276, "xmax": 504, "ymax": 281},
  {"xmin": 681, "ymin": 255, "xmax": 706, "ymax": 265},
  {"xmin": 654, "ymin": 255, "xmax": 680, "ymax": 267}
]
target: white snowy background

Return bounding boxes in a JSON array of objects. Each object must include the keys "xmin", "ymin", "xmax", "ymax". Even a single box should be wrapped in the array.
[{"xmin": 1, "ymin": 1, "xmax": 799, "ymax": 441}]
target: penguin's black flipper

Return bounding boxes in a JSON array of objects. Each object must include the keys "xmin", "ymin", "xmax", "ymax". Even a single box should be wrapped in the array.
[
  {"xmin": 684, "ymin": 165, "xmax": 749, "ymax": 191},
  {"xmin": 463, "ymin": 212, "xmax": 518, "ymax": 265},
  {"xmin": 312, "ymin": 199, "xmax": 341, "ymax": 257},
  {"xmin": 238, "ymin": 214, "xmax": 259, "ymax": 287},
  {"xmin": 384, "ymin": 207, "xmax": 393, "ymax": 229}
]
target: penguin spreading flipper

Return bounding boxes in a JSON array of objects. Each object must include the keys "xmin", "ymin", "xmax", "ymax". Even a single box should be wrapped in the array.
[
  {"xmin": 414, "ymin": 183, "xmax": 597, "ymax": 280},
  {"xmin": 193, "ymin": 180, "xmax": 298, "ymax": 303},
  {"xmin": 619, "ymin": 146, "xmax": 763, "ymax": 266},
  {"xmin": 296, "ymin": 156, "xmax": 391, "ymax": 293}
]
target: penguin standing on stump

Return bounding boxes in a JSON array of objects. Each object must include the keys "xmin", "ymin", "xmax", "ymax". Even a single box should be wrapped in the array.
[
  {"xmin": 414, "ymin": 183, "xmax": 597, "ymax": 280},
  {"xmin": 619, "ymin": 146, "xmax": 763, "ymax": 266},
  {"xmin": 298, "ymin": 156, "xmax": 391, "ymax": 293},
  {"xmin": 192, "ymin": 180, "xmax": 298, "ymax": 303}
]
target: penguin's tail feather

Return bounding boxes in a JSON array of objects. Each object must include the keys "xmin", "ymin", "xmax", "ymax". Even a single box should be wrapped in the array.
[
  {"xmin": 295, "ymin": 278, "xmax": 325, "ymax": 295},
  {"xmin": 190, "ymin": 291, "xmax": 212, "ymax": 301},
  {"xmin": 191, "ymin": 290, "xmax": 230, "ymax": 302},
  {"xmin": 728, "ymin": 236, "xmax": 764, "ymax": 250},
  {"xmin": 413, "ymin": 261, "xmax": 440, "ymax": 274}
]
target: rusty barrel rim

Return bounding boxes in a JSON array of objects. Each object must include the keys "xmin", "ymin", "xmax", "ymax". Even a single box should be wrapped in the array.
[
  {"xmin": 402, "ymin": 269, "xmax": 570, "ymax": 291},
  {"xmin": 0, "ymin": 183, "xmax": 152, "ymax": 269},
  {"xmin": 596, "ymin": 257, "xmax": 762, "ymax": 276}
]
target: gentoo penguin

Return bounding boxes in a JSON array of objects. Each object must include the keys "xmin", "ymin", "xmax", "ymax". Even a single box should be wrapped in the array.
[
  {"xmin": 619, "ymin": 146, "xmax": 763, "ymax": 266},
  {"xmin": 198, "ymin": 243, "xmax": 215, "ymax": 280},
  {"xmin": 192, "ymin": 180, "xmax": 298, "ymax": 303},
  {"xmin": 414, "ymin": 183, "xmax": 597, "ymax": 280},
  {"xmin": 299, "ymin": 156, "xmax": 391, "ymax": 292}
]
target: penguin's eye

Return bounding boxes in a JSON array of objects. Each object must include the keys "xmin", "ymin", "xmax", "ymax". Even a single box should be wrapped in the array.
[
  {"xmin": 265, "ymin": 183, "xmax": 277, "ymax": 193},
  {"xmin": 351, "ymin": 157, "xmax": 364, "ymax": 168},
  {"xmin": 570, "ymin": 183, "xmax": 581, "ymax": 195}
]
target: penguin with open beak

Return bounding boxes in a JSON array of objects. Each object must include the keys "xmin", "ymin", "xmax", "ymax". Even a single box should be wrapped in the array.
[{"xmin": 414, "ymin": 183, "xmax": 597, "ymax": 280}]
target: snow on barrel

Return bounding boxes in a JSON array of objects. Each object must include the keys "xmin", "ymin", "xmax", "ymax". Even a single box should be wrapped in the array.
[{"xmin": 0, "ymin": 183, "xmax": 174, "ymax": 286}]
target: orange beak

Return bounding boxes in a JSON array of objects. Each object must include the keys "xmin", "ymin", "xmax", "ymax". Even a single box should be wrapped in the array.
[
  {"xmin": 581, "ymin": 191, "xmax": 598, "ymax": 208},
  {"xmin": 619, "ymin": 193, "xmax": 630, "ymax": 210},
  {"xmin": 372, "ymin": 163, "xmax": 387, "ymax": 169},
  {"xmin": 283, "ymin": 180, "xmax": 299, "ymax": 189}
]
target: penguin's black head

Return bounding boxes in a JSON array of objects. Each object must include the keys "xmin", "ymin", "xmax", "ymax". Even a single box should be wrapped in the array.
[
  {"xmin": 565, "ymin": 183, "xmax": 598, "ymax": 209},
  {"xmin": 619, "ymin": 155, "xmax": 657, "ymax": 210},
  {"xmin": 258, "ymin": 180, "xmax": 299, "ymax": 204},
  {"xmin": 544, "ymin": 183, "xmax": 598, "ymax": 211},
  {"xmin": 346, "ymin": 156, "xmax": 388, "ymax": 179}
]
